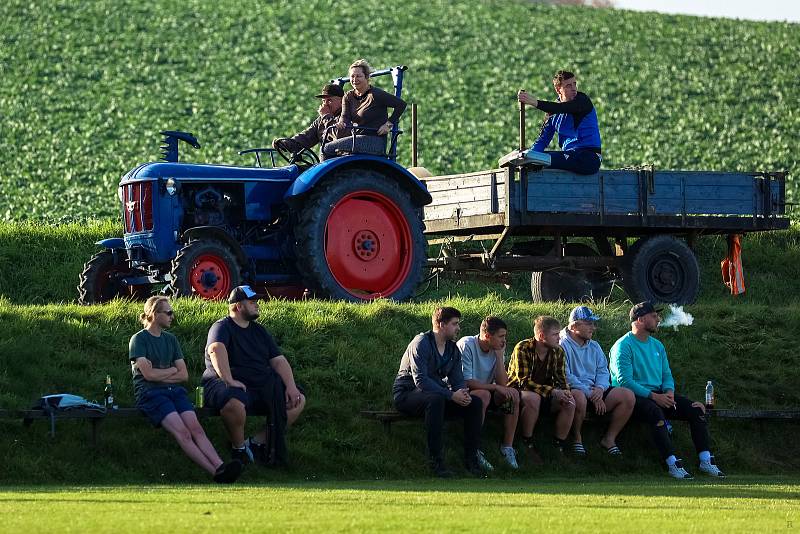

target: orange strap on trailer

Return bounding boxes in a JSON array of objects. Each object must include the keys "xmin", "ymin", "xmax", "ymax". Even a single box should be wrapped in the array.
[{"xmin": 721, "ymin": 234, "xmax": 745, "ymax": 295}]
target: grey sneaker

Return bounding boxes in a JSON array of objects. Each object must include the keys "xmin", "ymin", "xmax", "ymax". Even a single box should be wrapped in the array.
[
  {"xmin": 476, "ymin": 450, "xmax": 495, "ymax": 472},
  {"xmin": 668, "ymin": 459, "xmax": 694, "ymax": 479},
  {"xmin": 499, "ymin": 446, "xmax": 519, "ymax": 469},
  {"xmin": 698, "ymin": 456, "xmax": 725, "ymax": 477}
]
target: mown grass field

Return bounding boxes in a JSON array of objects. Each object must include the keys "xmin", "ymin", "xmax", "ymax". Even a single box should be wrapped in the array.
[
  {"xmin": 1, "ymin": 479, "xmax": 798, "ymax": 533},
  {"xmin": 1, "ymin": 0, "xmax": 798, "ymax": 221}
]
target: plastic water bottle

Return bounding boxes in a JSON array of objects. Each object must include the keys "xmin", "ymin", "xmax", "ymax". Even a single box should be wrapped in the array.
[{"xmin": 705, "ymin": 380, "xmax": 715, "ymax": 410}]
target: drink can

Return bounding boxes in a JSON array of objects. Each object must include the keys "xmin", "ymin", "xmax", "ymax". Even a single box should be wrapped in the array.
[{"xmin": 195, "ymin": 386, "xmax": 204, "ymax": 408}]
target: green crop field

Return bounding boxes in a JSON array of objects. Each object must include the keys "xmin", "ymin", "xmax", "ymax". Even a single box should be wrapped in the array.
[
  {"xmin": 1, "ymin": 0, "xmax": 798, "ymax": 221},
  {"xmin": 1, "ymin": 479, "xmax": 798, "ymax": 533}
]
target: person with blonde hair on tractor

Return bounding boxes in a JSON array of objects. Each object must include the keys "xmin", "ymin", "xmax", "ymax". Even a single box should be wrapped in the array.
[{"xmin": 324, "ymin": 59, "xmax": 407, "ymax": 158}]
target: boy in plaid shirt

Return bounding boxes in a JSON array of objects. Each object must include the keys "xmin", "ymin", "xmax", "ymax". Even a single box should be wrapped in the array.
[{"xmin": 507, "ymin": 316, "xmax": 576, "ymax": 463}]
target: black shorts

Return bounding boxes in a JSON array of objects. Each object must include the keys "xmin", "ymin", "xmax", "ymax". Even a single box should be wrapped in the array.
[
  {"xmin": 203, "ymin": 377, "xmax": 305, "ymax": 416},
  {"xmin": 586, "ymin": 386, "xmax": 615, "ymax": 414}
]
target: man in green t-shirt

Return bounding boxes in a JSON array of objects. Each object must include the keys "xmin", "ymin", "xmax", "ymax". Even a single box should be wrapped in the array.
[{"xmin": 129, "ymin": 296, "xmax": 242, "ymax": 484}]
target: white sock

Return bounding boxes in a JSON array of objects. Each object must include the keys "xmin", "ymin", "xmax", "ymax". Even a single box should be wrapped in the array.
[
  {"xmin": 699, "ymin": 450, "xmax": 711, "ymax": 463},
  {"xmin": 666, "ymin": 455, "xmax": 677, "ymax": 467}
]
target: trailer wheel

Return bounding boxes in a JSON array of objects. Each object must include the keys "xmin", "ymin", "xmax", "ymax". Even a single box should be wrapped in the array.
[
  {"xmin": 530, "ymin": 244, "xmax": 613, "ymax": 303},
  {"xmin": 294, "ymin": 170, "xmax": 427, "ymax": 301},
  {"xmin": 77, "ymin": 249, "xmax": 151, "ymax": 305},
  {"xmin": 170, "ymin": 240, "xmax": 242, "ymax": 300},
  {"xmin": 622, "ymin": 235, "xmax": 700, "ymax": 305}
]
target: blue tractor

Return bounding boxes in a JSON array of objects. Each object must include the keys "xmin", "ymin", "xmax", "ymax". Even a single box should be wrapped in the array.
[{"xmin": 77, "ymin": 66, "xmax": 431, "ymax": 303}]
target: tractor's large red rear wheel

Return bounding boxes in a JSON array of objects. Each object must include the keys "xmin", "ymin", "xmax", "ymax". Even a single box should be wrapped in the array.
[{"xmin": 294, "ymin": 170, "xmax": 426, "ymax": 301}]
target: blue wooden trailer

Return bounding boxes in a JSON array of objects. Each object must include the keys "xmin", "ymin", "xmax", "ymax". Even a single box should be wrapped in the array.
[{"xmin": 421, "ymin": 160, "xmax": 789, "ymax": 304}]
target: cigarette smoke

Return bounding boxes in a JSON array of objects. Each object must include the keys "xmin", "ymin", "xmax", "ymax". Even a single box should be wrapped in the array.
[{"xmin": 660, "ymin": 305, "xmax": 694, "ymax": 330}]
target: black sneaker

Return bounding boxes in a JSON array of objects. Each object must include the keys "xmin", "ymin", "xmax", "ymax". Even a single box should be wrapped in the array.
[
  {"xmin": 213, "ymin": 460, "xmax": 243, "ymax": 484},
  {"xmin": 231, "ymin": 444, "xmax": 253, "ymax": 465},
  {"xmin": 247, "ymin": 437, "xmax": 269, "ymax": 465},
  {"xmin": 464, "ymin": 457, "xmax": 488, "ymax": 478},
  {"xmin": 429, "ymin": 459, "xmax": 454, "ymax": 478},
  {"xmin": 522, "ymin": 441, "xmax": 544, "ymax": 466}
]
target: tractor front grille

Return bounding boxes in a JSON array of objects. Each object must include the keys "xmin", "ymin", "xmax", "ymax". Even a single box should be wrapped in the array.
[{"xmin": 121, "ymin": 181, "xmax": 154, "ymax": 233}]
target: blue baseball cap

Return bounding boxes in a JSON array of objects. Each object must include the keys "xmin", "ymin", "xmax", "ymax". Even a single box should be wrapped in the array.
[{"xmin": 569, "ymin": 305, "xmax": 600, "ymax": 323}]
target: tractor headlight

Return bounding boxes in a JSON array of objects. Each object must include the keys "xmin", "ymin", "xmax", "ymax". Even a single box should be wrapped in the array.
[{"xmin": 165, "ymin": 178, "xmax": 177, "ymax": 196}]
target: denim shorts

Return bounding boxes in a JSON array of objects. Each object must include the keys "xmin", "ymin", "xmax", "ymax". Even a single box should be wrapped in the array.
[{"xmin": 136, "ymin": 385, "xmax": 194, "ymax": 427}]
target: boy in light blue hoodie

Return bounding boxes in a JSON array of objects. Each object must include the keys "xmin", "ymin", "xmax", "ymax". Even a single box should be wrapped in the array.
[{"xmin": 559, "ymin": 306, "xmax": 634, "ymax": 457}]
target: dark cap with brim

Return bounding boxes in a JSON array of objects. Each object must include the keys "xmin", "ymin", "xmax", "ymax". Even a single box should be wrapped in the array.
[
  {"xmin": 315, "ymin": 83, "xmax": 344, "ymax": 98},
  {"xmin": 228, "ymin": 285, "xmax": 259, "ymax": 304},
  {"xmin": 629, "ymin": 301, "xmax": 663, "ymax": 322}
]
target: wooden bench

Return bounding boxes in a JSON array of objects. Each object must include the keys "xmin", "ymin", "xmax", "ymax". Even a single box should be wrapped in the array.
[
  {"xmin": 0, "ymin": 407, "xmax": 217, "ymax": 445},
  {"xmin": 360, "ymin": 408, "xmax": 800, "ymax": 434}
]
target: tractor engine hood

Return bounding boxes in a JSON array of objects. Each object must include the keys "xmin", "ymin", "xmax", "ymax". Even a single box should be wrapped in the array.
[{"xmin": 121, "ymin": 161, "xmax": 300, "ymax": 183}]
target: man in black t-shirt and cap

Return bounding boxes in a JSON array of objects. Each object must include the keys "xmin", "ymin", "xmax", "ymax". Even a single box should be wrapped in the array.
[{"xmin": 202, "ymin": 285, "xmax": 305, "ymax": 466}]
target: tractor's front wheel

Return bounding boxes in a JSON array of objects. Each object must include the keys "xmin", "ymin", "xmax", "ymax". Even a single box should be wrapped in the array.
[
  {"xmin": 77, "ymin": 249, "xmax": 151, "ymax": 304},
  {"xmin": 170, "ymin": 240, "xmax": 242, "ymax": 300},
  {"xmin": 294, "ymin": 170, "xmax": 427, "ymax": 301}
]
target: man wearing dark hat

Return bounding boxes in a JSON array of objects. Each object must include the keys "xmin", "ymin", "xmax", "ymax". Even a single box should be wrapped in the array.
[
  {"xmin": 272, "ymin": 83, "xmax": 344, "ymax": 159},
  {"xmin": 202, "ymin": 285, "xmax": 305, "ymax": 466},
  {"xmin": 609, "ymin": 302, "xmax": 725, "ymax": 479}
]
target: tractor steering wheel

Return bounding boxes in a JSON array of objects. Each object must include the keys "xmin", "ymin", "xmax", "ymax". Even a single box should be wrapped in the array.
[{"xmin": 274, "ymin": 139, "xmax": 320, "ymax": 167}]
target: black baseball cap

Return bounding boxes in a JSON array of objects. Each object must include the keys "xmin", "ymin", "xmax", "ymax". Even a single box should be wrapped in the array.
[
  {"xmin": 228, "ymin": 285, "xmax": 259, "ymax": 304},
  {"xmin": 629, "ymin": 301, "xmax": 663, "ymax": 322},
  {"xmin": 315, "ymin": 83, "xmax": 344, "ymax": 98}
]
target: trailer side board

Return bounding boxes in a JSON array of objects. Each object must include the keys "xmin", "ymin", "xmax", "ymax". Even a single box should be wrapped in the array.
[{"xmin": 422, "ymin": 167, "xmax": 787, "ymax": 235}]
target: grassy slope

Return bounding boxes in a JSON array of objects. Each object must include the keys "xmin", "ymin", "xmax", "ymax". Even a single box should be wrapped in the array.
[
  {"xmin": 1, "ymin": 0, "xmax": 798, "ymax": 220},
  {"xmin": 1, "ymin": 223, "xmax": 800, "ymax": 484},
  {"xmin": 1, "ymin": 480, "xmax": 798, "ymax": 532},
  {"xmin": 1, "ymin": 295, "xmax": 800, "ymax": 483},
  {"xmin": 2, "ymin": 219, "xmax": 798, "ymax": 305}
]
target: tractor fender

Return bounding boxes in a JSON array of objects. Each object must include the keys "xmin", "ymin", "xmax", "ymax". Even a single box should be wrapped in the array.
[
  {"xmin": 283, "ymin": 155, "xmax": 432, "ymax": 207},
  {"xmin": 181, "ymin": 226, "xmax": 248, "ymax": 266},
  {"xmin": 96, "ymin": 238, "xmax": 126, "ymax": 250}
]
